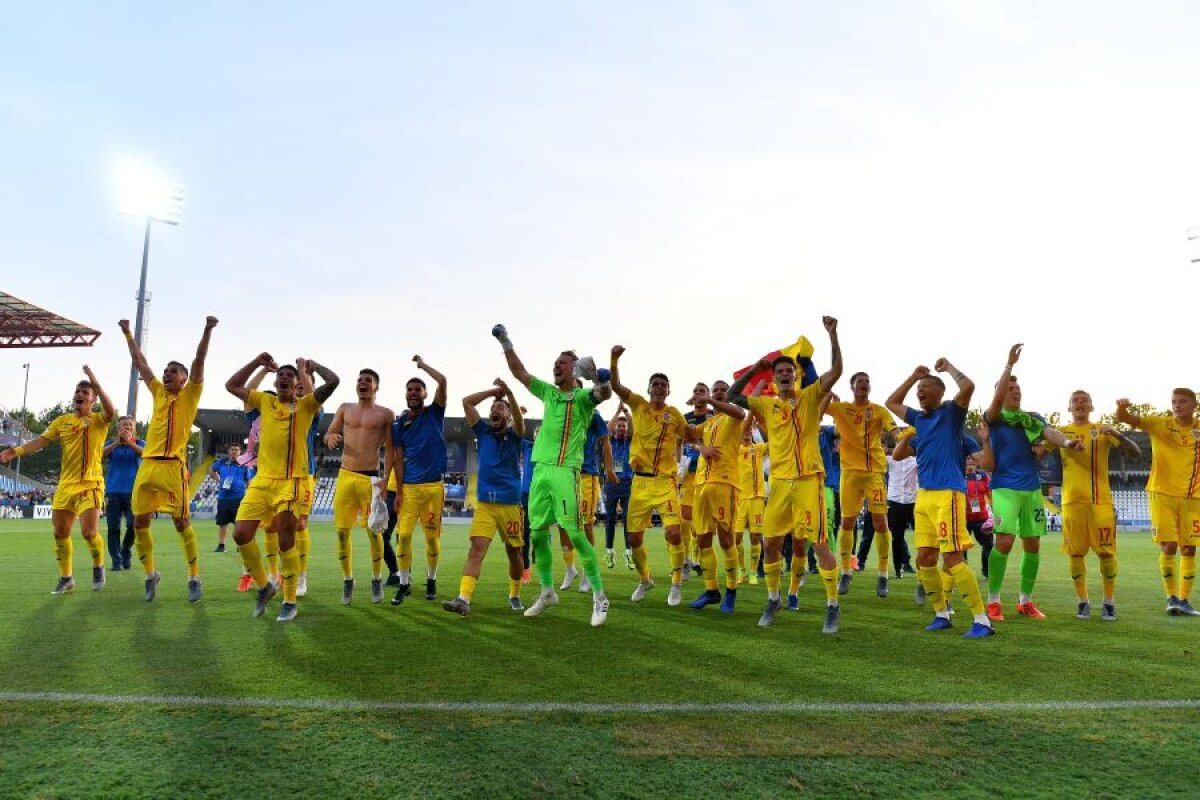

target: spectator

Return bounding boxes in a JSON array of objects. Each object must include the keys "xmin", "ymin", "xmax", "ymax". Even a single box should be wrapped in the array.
[{"xmin": 103, "ymin": 416, "xmax": 144, "ymax": 570}]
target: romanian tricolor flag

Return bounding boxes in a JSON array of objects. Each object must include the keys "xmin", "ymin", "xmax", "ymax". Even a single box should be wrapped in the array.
[{"xmin": 732, "ymin": 334, "xmax": 820, "ymax": 397}]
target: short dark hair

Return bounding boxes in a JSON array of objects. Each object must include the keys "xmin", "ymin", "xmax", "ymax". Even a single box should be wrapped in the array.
[
  {"xmin": 850, "ymin": 371, "xmax": 869, "ymax": 385},
  {"xmin": 360, "ymin": 368, "xmax": 380, "ymax": 384},
  {"xmin": 712, "ymin": 379, "xmax": 729, "ymax": 389},
  {"xmin": 920, "ymin": 375, "xmax": 946, "ymax": 390},
  {"xmin": 407, "ymin": 378, "xmax": 426, "ymax": 390},
  {"xmin": 771, "ymin": 355, "xmax": 796, "ymax": 372},
  {"xmin": 166, "ymin": 360, "xmax": 189, "ymax": 375},
  {"xmin": 560, "ymin": 350, "xmax": 578, "ymax": 361},
  {"xmin": 75, "ymin": 380, "xmax": 94, "ymax": 392},
  {"xmin": 649, "ymin": 372, "xmax": 670, "ymax": 384},
  {"xmin": 276, "ymin": 364, "xmax": 299, "ymax": 378},
  {"xmin": 1173, "ymin": 387, "xmax": 1197, "ymax": 403}
]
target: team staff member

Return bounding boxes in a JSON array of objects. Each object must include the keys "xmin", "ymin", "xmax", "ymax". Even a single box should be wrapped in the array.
[
  {"xmin": 103, "ymin": 416, "xmax": 143, "ymax": 571},
  {"xmin": 604, "ymin": 404, "xmax": 634, "ymax": 570},
  {"xmin": 211, "ymin": 444, "xmax": 251, "ymax": 554}
]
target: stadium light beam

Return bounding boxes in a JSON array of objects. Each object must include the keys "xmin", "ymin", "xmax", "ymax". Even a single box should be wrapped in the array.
[{"xmin": 117, "ymin": 160, "xmax": 185, "ymax": 418}]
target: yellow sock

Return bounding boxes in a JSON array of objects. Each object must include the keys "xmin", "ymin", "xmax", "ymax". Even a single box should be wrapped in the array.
[
  {"xmin": 1069, "ymin": 555, "xmax": 1088, "ymax": 600},
  {"xmin": 55, "ymin": 537, "xmax": 72, "ymax": 578},
  {"xmin": 1160, "ymin": 552, "xmax": 1178, "ymax": 597},
  {"xmin": 85, "ymin": 533, "xmax": 105, "ymax": 568},
  {"xmin": 508, "ymin": 579, "xmax": 521, "ymax": 598},
  {"xmin": 1181, "ymin": 554, "xmax": 1196, "ymax": 601},
  {"xmin": 368, "ymin": 530, "xmax": 383, "ymax": 579},
  {"xmin": 941, "ymin": 569, "xmax": 954, "ymax": 598},
  {"xmin": 736, "ymin": 535, "xmax": 746, "ymax": 575},
  {"xmin": 680, "ymin": 517, "xmax": 693, "ymax": 560},
  {"xmin": 764, "ymin": 559, "xmax": 782, "ymax": 595},
  {"xmin": 948, "ymin": 560, "xmax": 985, "ymax": 616},
  {"xmin": 633, "ymin": 544, "xmax": 651, "ymax": 582},
  {"xmin": 562, "ymin": 546, "xmax": 577, "ymax": 569},
  {"xmin": 1099, "ymin": 555, "xmax": 1117, "ymax": 601},
  {"xmin": 336, "ymin": 528, "xmax": 353, "ymax": 578},
  {"xmin": 179, "ymin": 525, "xmax": 200, "ymax": 578},
  {"xmin": 460, "ymin": 574, "xmax": 478, "ymax": 601},
  {"xmin": 751, "ymin": 539, "xmax": 762, "ymax": 571},
  {"xmin": 875, "ymin": 528, "xmax": 891, "ymax": 575},
  {"xmin": 280, "ymin": 546, "xmax": 301, "ymax": 603},
  {"xmin": 134, "ymin": 526, "xmax": 155, "ymax": 574},
  {"xmin": 838, "ymin": 527, "xmax": 854, "ymax": 572},
  {"xmin": 296, "ymin": 527, "xmax": 311, "ymax": 573},
  {"xmin": 722, "ymin": 545, "xmax": 739, "ymax": 590},
  {"xmin": 818, "ymin": 564, "xmax": 838, "ymax": 603},
  {"xmin": 397, "ymin": 532, "xmax": 413, "ymax": 572},
  {"xmin": 238, "ymin": 538, "xmax": 268, "ymax": 587},
  {"xmin": 789, "ymin": 556, "xmax": 804, "ymax": 594},
  {"xmin": 701, "ymin": 547, "xmax": 719, "ymax": 591},
  {"xmin": 668, "ymin": 542, "xmax": 685, "ymax": 585},
  {"xmin": 918, "ymin": 565, "xmax": 946, "ymax": 612},
  {"xmin": 425, "ymin": 530, "xmax": 441, "ymax": 571},
  {"xmin": 264, "ymin": 530, "xmax": 279, "ymax": 577}
]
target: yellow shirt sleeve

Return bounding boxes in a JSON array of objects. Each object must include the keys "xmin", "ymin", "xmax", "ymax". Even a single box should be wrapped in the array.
[
  {"xmin": 41, "ymin": 415, "xmax": 65, "ymax": 442},
  {"xmin": 878, "ymin": 404, "xmax": 898, "ymax": 434}
]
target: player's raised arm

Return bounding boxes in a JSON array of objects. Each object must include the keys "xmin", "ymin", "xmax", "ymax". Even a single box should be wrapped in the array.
[
  {"xmin": 227, "ymin": 353, "xmax": 277, "ymax": 402},
  {"xmin": 820, "ymin": 391, "xmax": 838, "ymax": 417},
  {"xmin": 985, "ymin": 344, "xmax": 1020, "ymax": 421},
  {"xmin": 692, "ymin": 386, "xmax": 745, "ymax": 420},
  {"xmin": 414, "ymin": 355, "xmax": 446, "ymax": 407},
  {"xmin": 1114, "ymin": 398, "xmax": 1142, "ymax": 429},
  {"xmin": 891, "ymin": 432, "xmax": 914, "ymax": 461},
  {"xmin": 609, "ymin": 400, "xmax": 627, "ymax": 429},
  {"xmin": 935, "ymin": 357, "xmax": 975, "ymax": 410},
  {"xmin": 118, "ymin": 319, "xmax": 156, "ymax": 386},
  {"xmin": 189, "ymin": 316, "xmax": 218, "ymax": 385},
  {"xmin": 885, "ymin": 366, "xmax": 928, "ymax": 419},
  {"xmin": 492, "ymin": 324, "xmax": 533, "ymax": 389},
  {"xmin": 1104, "ymin": 425, "xmax": 1142, "ymax": 458},
  {"xmin": 308, "ymin": 359, "xmax": 340, "ymax": 404},
  {"xmin": 727, "ymin": 357, "xmax": 769, "ymax": 409},
  {"xmin": 83, "ymin": 365, "xmax": 115, "ymax": 421},
  {"xmin": 502, "ymin": 380, "xmax": 526, "ymax": 439},
  {"xmin": 1041, "ymin": 425, "xmax": 1083, "ymax": 451},
  {"xmin": 296, "ymin": 358, "xmax": 315, "ymax": 396},
  {"xmin": 609, "ymin": 345, "xmax": 632, "ymax": 401},
  {"xmin": 974, "ymin": 420, "xmax": 995, "ymax": 471},
  {"xmin": 818, "ymin": 316, "xmax": 843, "ymax": 393},
  {"xmin": 462, "ymin": 385, "xmax": 499, "ymax": 427}
]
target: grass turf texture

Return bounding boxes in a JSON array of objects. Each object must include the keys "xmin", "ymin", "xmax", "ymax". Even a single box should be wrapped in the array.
[{"xmin": 1, "ymin": 518, "xmax": 1197, "ymax": 798}]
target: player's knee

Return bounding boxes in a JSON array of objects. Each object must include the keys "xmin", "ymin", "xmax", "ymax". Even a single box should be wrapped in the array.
[{"xmin": 1183, "ymin": 545, "xmax": 1197, "ymax": 557}]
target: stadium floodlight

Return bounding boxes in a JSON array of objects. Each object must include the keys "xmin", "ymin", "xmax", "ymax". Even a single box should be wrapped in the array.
[{"xmin": 117, "ymin": 159, "xmax": 185, "ymax": 418}]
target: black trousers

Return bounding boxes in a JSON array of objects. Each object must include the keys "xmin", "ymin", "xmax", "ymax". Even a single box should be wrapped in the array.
[
  {"xmin": 521, "ymin": 491, "xmax": 532, "ymax": 568},
  {"xmin": 967, "ymin": 520, "xmax": 992, "ymax": 577},
  {"xmin": 105, "ymin": 493, "xmax": 134, "ymax": 567},
  {"xmin": 382, "ymin": 490, "xmax": 399, "ymax": 576},
  {"xmin": 604, "ymin": 478, "xmax": 632, "ymax": 550},
  {"xmin": 886, "ymin": 500, "xmax": 915, "ymax": 573}
]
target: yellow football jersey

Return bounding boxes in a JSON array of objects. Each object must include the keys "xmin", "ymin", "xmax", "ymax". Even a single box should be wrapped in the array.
[
  {"xmin": 747, "ymin": 382, "xmax": 823, "ymax": 480},
  {"xmin": 247, "ymin": 390, "xmax": 321, "ymax": 480},
  {"xmin": 143, "ymin": 378, "xmax": 203, "ymax": 459},
  {"xmin": 738, "ymin": 442, "xmax": 768, "ymax": 499},
  {"xmin": 696, "ymin": 413, "xmax": 742, "ymax": 488},
  {"xmin": 626, "ymin": 393, "xmax": 689, "ymax": 478},
  {"xmin": 1059, "ymin": 422, "xmax": 1120, "ymax": 505},
  {"xmin": 41, "ymin": 411, "xmax": 111, "ymax": 485},
  {"xmin": 827, "ymin": 401, "xmax": 897, "ymax": 473},
  {"xmin": 1139, "ymin": 415, "xmax": 1200, "ymax": 499}
]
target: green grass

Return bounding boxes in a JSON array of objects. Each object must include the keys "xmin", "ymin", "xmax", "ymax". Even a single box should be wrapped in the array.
[{"xmin": 1, "ymin": 519, "xmax": 1197, "ymax": 798}]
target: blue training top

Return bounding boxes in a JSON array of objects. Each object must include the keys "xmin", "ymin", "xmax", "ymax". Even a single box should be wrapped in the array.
[
  {"xmin": 819, "ymin": 425, "xmax": 840, "ymax": 490},
  {"xmin": 580, "ymin": 412, "xmax": 609, "ymax": 476},
  {"xmin": 610, "ymin": 434, "xmax": 632, "ymax": 480},
  {"xmin": 520, "ymin": 436, "xmax": 535, "ymax": 494},
  {"xmin": 391, "ymin": 402, "xmax": 448, "ymax": 485},
  {"xmin": 212, "ymin": 457, "xmax": 252, "ymax": 500},
  {"xmin": 307, "ymin": 409, "xmax": 323, "ymax": 476},
  {"xmin": 472, "ymin": 420, "xmax": 523, "ymax": 505},
  {"xmin": 987, "ymin": 413, "xmax": 1044, "ymax": 491},
  {"xmin": 904, "ymin": 401, "xmax": 970, "ymax": 493},
  {"xmin": 104, "ymin": 439, "xmax": 144, "ymax": 494}
]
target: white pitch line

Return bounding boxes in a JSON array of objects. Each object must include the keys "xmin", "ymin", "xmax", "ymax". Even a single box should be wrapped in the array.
[{"xmin": 1, "ymin": 691, "xmax": 1199, "ymax": 715}]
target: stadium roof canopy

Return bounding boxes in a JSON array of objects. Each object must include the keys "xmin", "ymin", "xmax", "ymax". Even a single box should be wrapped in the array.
[{"xmin": 0, "ymin": 291, "xmax": 101, "ymax": 348}]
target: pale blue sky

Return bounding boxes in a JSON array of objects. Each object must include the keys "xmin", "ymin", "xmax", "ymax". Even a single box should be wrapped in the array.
[{"xmin": 3, "ymin": 1, "xmax": 1197, "ymax": 418}]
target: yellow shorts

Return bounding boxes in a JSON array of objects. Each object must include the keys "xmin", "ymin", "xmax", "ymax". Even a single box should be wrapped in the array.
[
  {"xmin": 695, "ymin": 483, "xmax": 738, "ymax": 534},
  {"xmin": 297, "ymin": 475, "xmax": 315, "ymax": 517},
  {"xmin": 397, "ymin": 481, "xmax": 444, "ymax": 537},
  {"xmin": 53, "ymin": 481, "xmax": 103, "ymax": 515},
  {"xmin": 1062, "ymin": 502, "xmax": 1117, "ymax": 555},
  {"xmin": 680, "ymin": 472, "xmax": 697, "ymax": 507},
  {"xmin": 237, "ymin": 476, "xmax": 310, "ymax": 523},
  {"xmin": 628, "ymin": 475, "xmax": 680, "ymax": 532},
  {"xmin": 840, "ymin": 470, "xmax": 888, "ymax": 516},
  {"xmin": 914, "ymin": 489, "xmax": 972, "ymax": 553},
  {"xmin": 579, "ymin": 474, "xmax": 601, "ymax": 523},
  {"xmin": 735, "ymin": 496, "xmax": 766, "ymax": 535},
  {"xmin": 333, "ymin": 469, "xmax": 374, "ymax": 529},
  {"xmin": 1150, "ymin": 493, "xmax": 1200, "ymax": 546},
  {"xmin": 131, "ymin": 458, "xmax": 188, "ymax": 517},
  {"xmin": 763, "ymin": 476, "xmax": 826, "ymax": 541},
  {"xmin": 469, "ymin": 502, "xmax": 524, "ymax": 547}
]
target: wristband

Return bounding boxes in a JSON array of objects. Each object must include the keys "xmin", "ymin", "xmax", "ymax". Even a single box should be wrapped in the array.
[
  {"xmin": 14, "ymin": 446, "xmax": 25, "ymax": 457},
  {"xmin": 125, "ymin": 332, "xmax": 134, "ymax": 342}
]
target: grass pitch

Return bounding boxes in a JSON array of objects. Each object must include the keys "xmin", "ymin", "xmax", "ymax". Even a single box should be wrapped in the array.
[{"xmin": 0, "ymin": 518, "xmax": 1196, "ymax": 798}]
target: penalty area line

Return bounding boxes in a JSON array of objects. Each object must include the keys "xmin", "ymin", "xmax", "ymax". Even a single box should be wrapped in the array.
[{"xmin": 1, "ymin": 692, "xmax": 1199, "ymax": 715}]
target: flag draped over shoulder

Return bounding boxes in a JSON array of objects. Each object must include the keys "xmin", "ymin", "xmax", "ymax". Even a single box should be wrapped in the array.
[{"xmin": 732, "ymin": 335, "xmax": 819, "ymax": 396}]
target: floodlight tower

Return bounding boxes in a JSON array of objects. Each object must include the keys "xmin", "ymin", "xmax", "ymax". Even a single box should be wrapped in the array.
[{"xmin": 117, "ymin": 160, "xmax": 185, "ymax": 418}]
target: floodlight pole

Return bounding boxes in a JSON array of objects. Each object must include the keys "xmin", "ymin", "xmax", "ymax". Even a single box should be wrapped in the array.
[
  {"xmin": 126, "ymin": 218, "xmax": 152, "ymax": 418},
  {"xmin": 16, "ymin": 362, "xmax": 29, "ymax": 479}
]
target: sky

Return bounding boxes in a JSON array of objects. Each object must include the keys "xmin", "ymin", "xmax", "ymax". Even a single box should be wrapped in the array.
[{"xmin": 2, "ymin": 1, "xmax": 1198, "ymax": 422}]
